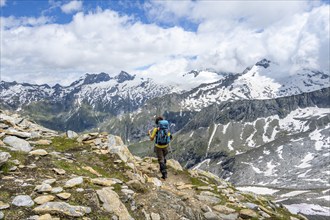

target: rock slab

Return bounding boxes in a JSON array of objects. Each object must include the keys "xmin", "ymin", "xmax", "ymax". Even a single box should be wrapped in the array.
[
  {"xmin": 33, "ymin": 202, "xmax": 91, "ymax": 217},
  {"xmin": 96, "ymin": 187, "xmax": 133, "ymax": 220},
  {"xmin": 3, "ymin": 136, "xmax": 32, "ymax": 152}
]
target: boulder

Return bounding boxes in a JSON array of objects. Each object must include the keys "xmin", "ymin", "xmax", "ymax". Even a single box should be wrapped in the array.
[
  {"xmin": 108, "ymin": 135, "xmax": 135, "ymax": 163},
  {"xmin": 3, "ymin": 136, "xmax": 32, "ymax": 152},
  {"xmin": 12, "ymin": 195, "xmax": 34, "ymax": 207},
  {"xmin": 33, "ymin": 202, "xmax": 91, "ymax": 217},
  {"xmin": 67, "ymin": 130, "xmax": 78, "ymax": 139},
  {"xmin": 96, "ymin": 187, "xmax": 133, "ymax": 220}
]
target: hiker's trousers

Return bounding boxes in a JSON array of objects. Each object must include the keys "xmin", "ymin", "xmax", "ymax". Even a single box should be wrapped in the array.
[{"xmin": 154, "ymin": 146, "xmax": 168, "ymax": 164}]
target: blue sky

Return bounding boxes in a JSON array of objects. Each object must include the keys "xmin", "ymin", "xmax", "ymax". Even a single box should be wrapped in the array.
[{"xmin": 0, "ymin": 0, "xmax": 329, "ymax": 85}]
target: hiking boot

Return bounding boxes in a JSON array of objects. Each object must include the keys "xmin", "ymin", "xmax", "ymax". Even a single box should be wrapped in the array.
[{"xmin": 161, "ymin": 172, "xmax": 167, "ymax": 180}]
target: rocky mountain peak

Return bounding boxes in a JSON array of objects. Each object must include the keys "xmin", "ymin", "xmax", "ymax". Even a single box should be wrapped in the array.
[
  {"xmin": 115, "ymin": 71, "xmax": 135, "ymax": 83},
  {"xmin": 82, "ymin": 72, "xmax": 112, "ymax": 85},
  {"xmin": 255, "ymin": 58, "xmax": 271, "ymax": 68}
]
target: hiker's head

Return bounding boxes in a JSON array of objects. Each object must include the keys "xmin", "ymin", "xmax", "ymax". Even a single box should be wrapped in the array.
[{"xmin": 155, "ymin": 116, "xmax": 164, "ymax": 125}]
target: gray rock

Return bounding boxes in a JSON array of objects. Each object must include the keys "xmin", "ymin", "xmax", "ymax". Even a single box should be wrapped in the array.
[
  {"xmin": 218, "ymin": 213, "xmax": 239, "ymax": 220},
  {"xmin": 150, "ymin": 212, "xmax": 161, "ymax": 220},
  {"xmin": 0, "ymin": 211, "xmax": 3, "ymax": 219},
  {"xmin": 6, "ymin": 128, "xmax": 31, "ymax": 138},
  {"xmin": 67, "ymin": 130, "xmax": 78, "ymax": 139},
  {"xmin": 51, "ymin": 187, "xmax": 63, "ymax": 194},
  {"xmin": 12, "ymin": 195, "xmax": 34, "ymax": 207},
  {"xmin": 204, "ymin": 211, "xmax": 221, "ymax": 220},
  {"xmin": 0, "ymin": 151, "xmax": 11, "ymax": 167},
  {"xmin": 35, "ymin": 183, "xmax": 52, "ymax": 193},
  {"xmin": 3, "ymin": 136, "xmax": 32, "ymax": 152},
  {"xmin": 96, "ymin": 187, "xmax": 133, "ymax": 220},
  {"xmin": 33, "ymin": 202, "xmax": 91, "ymax": 217},
  {"xmin": 64, "ymin": 176, "xmax": 83, "ymax": 188}
]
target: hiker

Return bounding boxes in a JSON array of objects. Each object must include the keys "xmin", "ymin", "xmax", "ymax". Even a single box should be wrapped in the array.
[{"xmin": 148, "ymin": 116, "xmax": 172, "ymax": 180}]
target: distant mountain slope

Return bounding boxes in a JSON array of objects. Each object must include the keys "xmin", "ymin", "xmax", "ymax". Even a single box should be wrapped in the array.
[
  {"xmin": 171, "ymin": 88, "xmax": 330, "ymax": 190},
  {"xmin": 0, "ymin": 71, "xmax": 174, "ymax": 131},
  {"xmin": 181, "ymin": 59, "xmax": 329, "ymax": 110}
]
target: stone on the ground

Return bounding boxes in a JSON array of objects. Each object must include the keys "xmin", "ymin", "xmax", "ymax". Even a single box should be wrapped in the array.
[
  {"xmin": 82, "ymin": 166, "xmax": 102, "ymax": 177},
  {"xmin": 0, "ymin": 201, "xmax": 10, "ymax": 210},
  {"xmin": 37, "ymin": 213, "xmax": 54, "ymax": 220},
  {"xmin": 3, "ymin": 136, "xmax": 32, "ymax": 152},
  {"xmin": 0, "ymin": 211, "xmax": 3, "ymax": 219},
  {"xmin": 33, "ymin": 202, "xmax": 91, "ymax": 217},
  {"xmin": 204, "ymin": 211, "xmax": 221, "ymax": 220},
  {"xmin": 239, "ymin": 209, "xmax": 258, "ymax": 219},
  {"xmin": 212, "ymin": 205, "xmax": 236, "ymax": 214},
  {"xmin": 177, "ymin": 184, "xmax": 194, "ymax": 190},
  {"xmin": 147, "ymin": 177, "xmax": 162, "ymax": 187},
  {"xmin": 34, "ymin": 195, "xmax": 55, "ymax": 205},
  {"xmin": 150, "ymin": 212, "xmax": 161, "ymax": 220},
  {"xmin": 35, "ymin": 184, "xmax": 53, "ymax": 193},
  {"xmin": 12, "ymin": 195, "xmax": 34, "ymax": 207},
  {"xmin": 96, "ymin": 187, "xmax": 133, "ymax": 220},
  {"xmin": 67, "ymin": 130, "xmax": 78, "ymax": 139},
  {"xmin": 91, "ymin": 178, "xmax": 115, "ymax": 186},
  {"xmin": 0, "ymin": 151, "xmax": 11, "ymax": 167},
  {"xmin": 196, "ymin": 192, "xmax": 221, "ymax": 205},
  {"xmin": 167, "ymin": 159, "xmax": 183, "ymax": 171},
  {"xmin": 51, "ymin": 187, "xmax": 63, "ymax": 194},
  {"xmin": 64, "ymin": 176, "xmax": 83, "ymax": 188},
  {"xmin": 56, "ymin": 193, "xmax": 71, "ymax": 200},
  {"xmin": 6, "ymin": 128, "xmax": 32, "ymax": 138},
  {"xmin": 53, "ymin": 168, "xmax": 66, "ymax": 175},
  {"xmin": 43, "ymin": 179, "xmax": 56, "ymax": 185},
  {"xmin": 34, "ymin": 139, "xmax": 52, "ymax": 145},
  {"xmin": 29, "ymin": 149, "xmax": 48, "ymax": 156}
]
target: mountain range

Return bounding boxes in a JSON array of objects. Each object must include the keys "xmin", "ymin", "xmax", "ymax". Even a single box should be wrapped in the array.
[{"xmin": 1, "ymin": 59, "xmax": 329, "ymax": 219}]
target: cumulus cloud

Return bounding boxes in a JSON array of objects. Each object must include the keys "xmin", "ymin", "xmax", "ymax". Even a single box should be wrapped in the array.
[
  {"xmin": 61, "ymin": 0, "xmax": 83, "ymax": 14},
  {"xmin": 0, "ymin": 0, "xmax": 6, "ymax": 7},
  {"xmin": 0, "ymin": 1, "xmax": 329, "ymax": 86}
]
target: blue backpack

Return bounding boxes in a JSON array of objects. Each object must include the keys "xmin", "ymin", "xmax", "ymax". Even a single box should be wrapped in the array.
[{"xmin": 156, "ymin": 120, "xmax": 171, "ymax": 145}]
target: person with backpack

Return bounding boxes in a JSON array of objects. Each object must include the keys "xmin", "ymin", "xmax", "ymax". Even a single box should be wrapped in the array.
[{"xmin": 148, "ymin": 116, "xmax": 172, "ymax": 180}]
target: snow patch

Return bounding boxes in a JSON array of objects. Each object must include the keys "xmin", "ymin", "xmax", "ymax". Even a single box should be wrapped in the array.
[
  {"xmin": 280, "ymin": 191, "xmax": 309, "ymax": 198},
  {"xmin": 296, "ymin": 153, "xmax": 314, "ymax": 168},
  {"xmin": 284, "ymin": 203, "xmax": 330, "ymax": 216},
  {"xmin": 236, "ymin": 186, "xmax": 279, "ymax": 195}
]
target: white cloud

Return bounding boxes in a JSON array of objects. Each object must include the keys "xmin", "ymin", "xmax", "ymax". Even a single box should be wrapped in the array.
[
  {"xmin": 0, "ymin": 0, "xmax": 6, "ymax": 7},
  {"xmin": 0, "ymin": 1, "xmax": 329, "ymax": 86},
  {"xmin": 61, "ymin": 0, "xmax": 83, "ymax": 14}
]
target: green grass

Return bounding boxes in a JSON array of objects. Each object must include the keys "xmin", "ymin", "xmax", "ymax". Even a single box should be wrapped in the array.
[{"xmin": 50, "ymin": 136, "xmax": 81, "ymax": 152}]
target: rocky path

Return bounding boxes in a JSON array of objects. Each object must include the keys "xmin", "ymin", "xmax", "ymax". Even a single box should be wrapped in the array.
[{"xmin": 0, "ymin": 109, "xmax": 308, "ymax": 220}]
